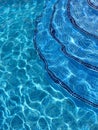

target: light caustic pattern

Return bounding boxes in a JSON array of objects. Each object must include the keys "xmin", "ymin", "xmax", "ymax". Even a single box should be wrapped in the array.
[
  {"xmin": 34, "ymin": 0, "xmax": 98, "ymax": 108},
  {"xmin": 0, "ymin": 0, "xmax": 98, "ymax": 130}
]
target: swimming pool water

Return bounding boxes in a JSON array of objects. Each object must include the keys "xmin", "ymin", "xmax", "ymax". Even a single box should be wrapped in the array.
[{"xmin": 0, "ymin": 0, "xmax": 98, "ymax": 130}]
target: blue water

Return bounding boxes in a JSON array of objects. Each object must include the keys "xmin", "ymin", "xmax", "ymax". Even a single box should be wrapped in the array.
[{"xmin": 0, "ymin": 0, "xmax": 98, "ymax": 130}]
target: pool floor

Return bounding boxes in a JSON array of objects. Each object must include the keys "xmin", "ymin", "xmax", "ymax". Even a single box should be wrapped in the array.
[{"xmin": 0, "ymin": 0, "xmax": 98, "ymax": 130}]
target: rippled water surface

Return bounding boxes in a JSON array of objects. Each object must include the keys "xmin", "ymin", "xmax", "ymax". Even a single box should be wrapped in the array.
[{"xmin": 0, "ymin": 0, "xmax": 98, "ymax": 130}]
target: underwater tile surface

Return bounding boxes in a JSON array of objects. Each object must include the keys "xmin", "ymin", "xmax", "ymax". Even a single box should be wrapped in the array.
[{"xmin": 0, "ymin": 0, "xmax": 98, "ymax": 130}]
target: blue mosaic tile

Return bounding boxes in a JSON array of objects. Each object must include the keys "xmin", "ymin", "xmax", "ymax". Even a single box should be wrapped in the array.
[{"xmin": 0, "ymin": 0, "xmax": 98, "ymax": 130}]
